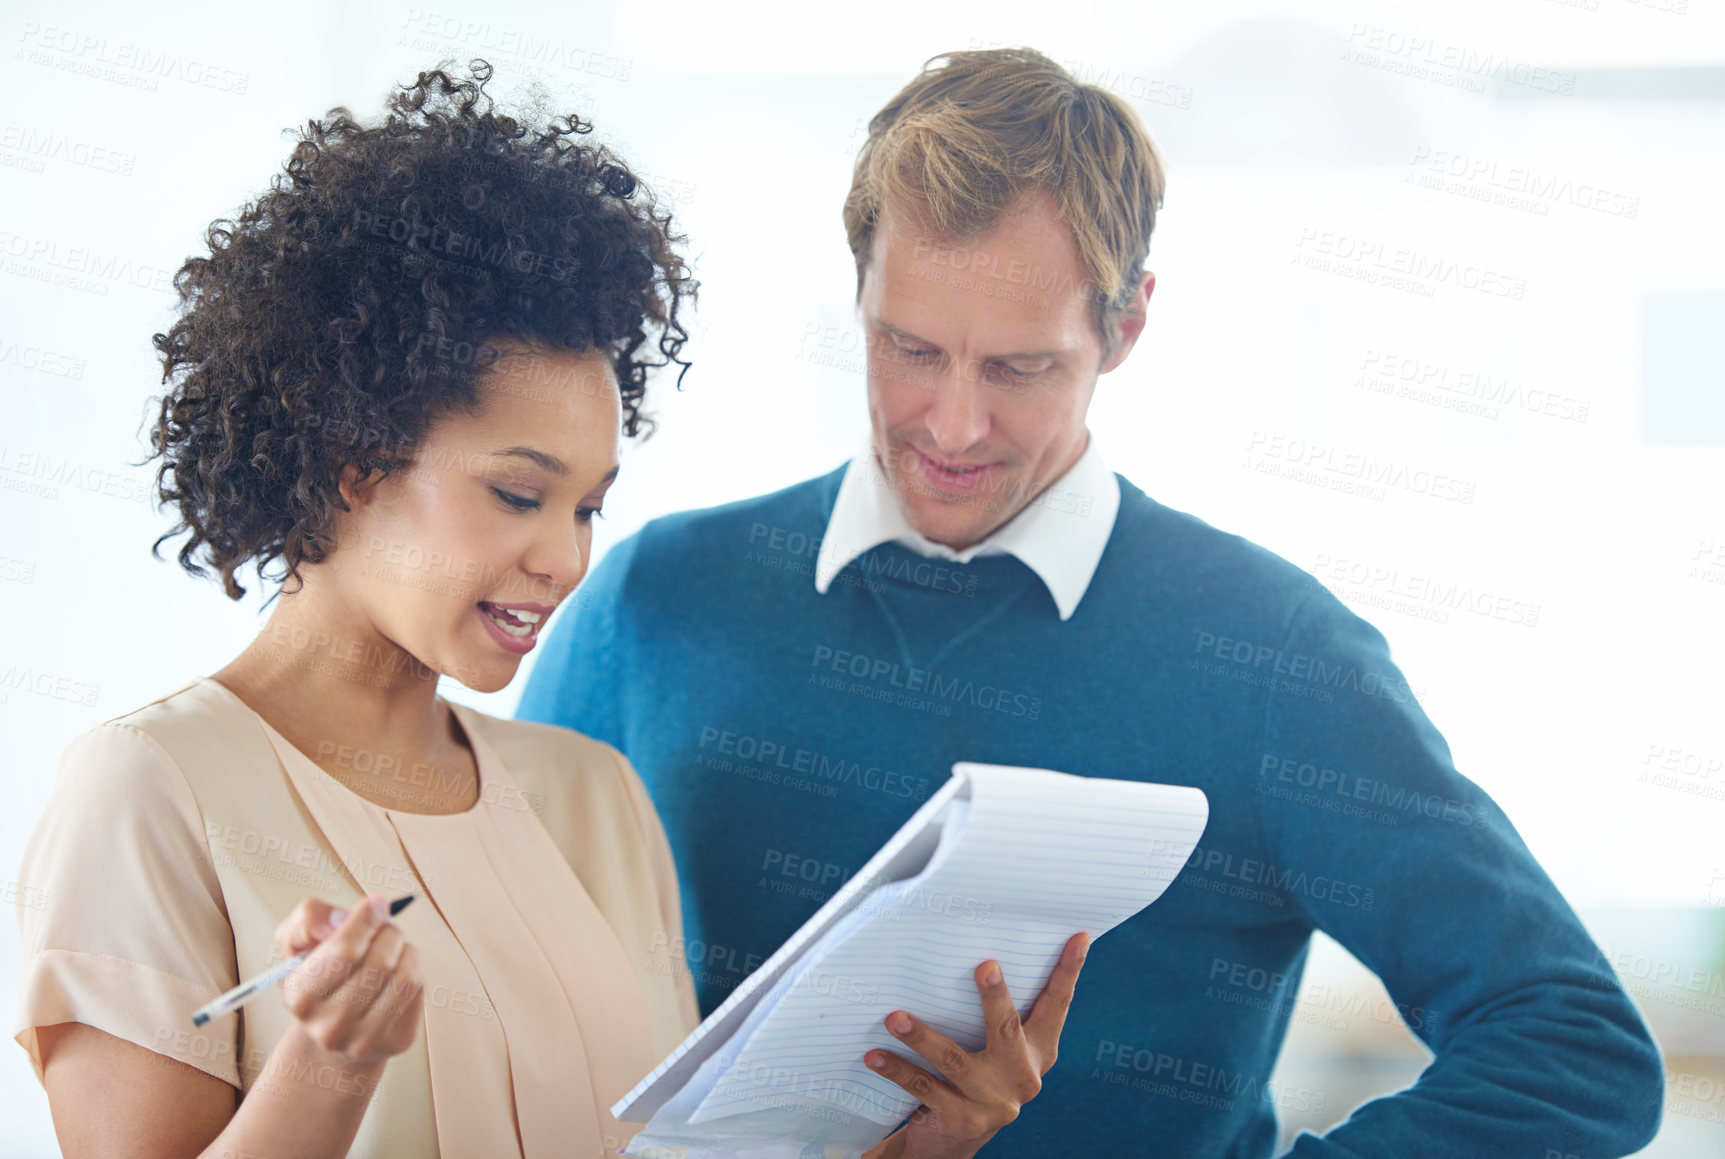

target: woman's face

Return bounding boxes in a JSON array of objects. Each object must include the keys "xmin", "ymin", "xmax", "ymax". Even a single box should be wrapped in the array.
[{"xmin": 325, "ymin": 343, "xmax": 622, "ymax": 694}]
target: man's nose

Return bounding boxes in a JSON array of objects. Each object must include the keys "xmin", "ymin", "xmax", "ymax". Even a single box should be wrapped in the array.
[{"xmin": 925, "ymin": 364, "xmax": 990, "ymax": 454}]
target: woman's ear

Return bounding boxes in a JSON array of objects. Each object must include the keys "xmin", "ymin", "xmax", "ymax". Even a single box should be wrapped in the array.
[{"xmin": 337, "ymin": 462, "xmax": 386, "ymax": 510}]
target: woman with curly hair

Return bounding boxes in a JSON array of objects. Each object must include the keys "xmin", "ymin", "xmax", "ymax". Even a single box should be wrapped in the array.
[{"xmin": 12, "ymin": 60, "xmax": 1081, "ymax": 1159}]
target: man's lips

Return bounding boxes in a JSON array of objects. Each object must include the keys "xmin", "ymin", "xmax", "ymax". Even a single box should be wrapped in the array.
[{"xmin": 907, "ymin": 446, "xmax": 998, "ymax": 492}]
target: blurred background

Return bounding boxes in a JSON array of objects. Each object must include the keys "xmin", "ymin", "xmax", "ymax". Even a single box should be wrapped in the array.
[{"xmin": 2, "ymin": 0, "xmax": 1722, "ymax": 1153}]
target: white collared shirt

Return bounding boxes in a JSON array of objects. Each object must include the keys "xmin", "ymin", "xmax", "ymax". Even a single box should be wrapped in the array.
[{"xmin": 813, "ymin": 433, "xmax": 1122, "ymax": 621}]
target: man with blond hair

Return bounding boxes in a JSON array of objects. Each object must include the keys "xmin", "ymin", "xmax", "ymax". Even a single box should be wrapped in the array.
[{"xmin": 520, "ymin": 48, "xmax": 1662, "ymax": 1157}]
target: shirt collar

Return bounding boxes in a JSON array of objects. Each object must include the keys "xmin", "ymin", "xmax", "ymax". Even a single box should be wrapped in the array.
[{"xmin": 814, "ymin": 432, "xmax": 1121, "ymax": 621}]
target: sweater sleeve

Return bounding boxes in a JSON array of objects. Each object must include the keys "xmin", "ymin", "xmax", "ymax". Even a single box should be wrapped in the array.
[
  {"xmin": 1256, "ymin": 588, "xmax": 1663, "ymax": 1158},
  {"xmin": 515, "ymin": 533, "xmax": 641, "ymax": 752}
]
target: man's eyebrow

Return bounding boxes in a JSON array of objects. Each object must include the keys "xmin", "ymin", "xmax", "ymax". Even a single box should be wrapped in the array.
[{"xmin": 875, "ymin": 319, "xmax": 1063, "ymax": 362}]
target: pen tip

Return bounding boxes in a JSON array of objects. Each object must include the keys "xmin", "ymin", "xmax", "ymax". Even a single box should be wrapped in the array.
[
  {"xmin": 389, "ymin": 894, "xmax": 416, "ymax": 916},
  {"xmin": 191, "ymin": 1012, "xmax": 208, "ymax": 1027}
]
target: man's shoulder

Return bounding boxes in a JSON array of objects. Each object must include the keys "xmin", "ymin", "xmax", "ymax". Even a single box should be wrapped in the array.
[
  {"xmin": 604, "ymin": 462, "xmax": 846, "ymax": 583},
  {"xmin": 1115, "ymin": 475, "xmax": 1316, "ymax": 591},
  {"xmin": 1107, "ymin": 474, "xmax": 1357, "ymax": 639},
  {"xmin": 644, "ymin": 463, "xmax": 844, "ymax": 543}
]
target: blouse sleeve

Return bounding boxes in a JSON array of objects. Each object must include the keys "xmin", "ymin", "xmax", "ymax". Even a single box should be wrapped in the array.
[
  {"xmin": 607, "ymin": 745, "xmax": 702, "ymax": 1036},
  {"xmin": 12, "ymin": 722, "xmax": 242, "ymax": 1087}
]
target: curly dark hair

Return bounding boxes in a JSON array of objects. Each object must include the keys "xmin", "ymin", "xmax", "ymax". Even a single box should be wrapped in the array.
[{"xmin": 145, "ymin": 59, "xmax": 696, "ymax": 601}]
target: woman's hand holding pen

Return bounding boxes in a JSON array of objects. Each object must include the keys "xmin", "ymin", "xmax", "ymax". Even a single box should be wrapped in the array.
[
  {"xmin": 273, "ymin": 894, "xmax": 425, "ymax": 1065},
  {"xmin": 863, "ymin": 931, "xmax": 1090, "ymax": 1159}
]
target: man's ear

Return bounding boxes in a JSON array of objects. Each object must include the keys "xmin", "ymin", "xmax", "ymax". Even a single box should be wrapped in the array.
[{"xmin": 1098, "ymin": 271, "xmax": 1156, "ymax": 374}]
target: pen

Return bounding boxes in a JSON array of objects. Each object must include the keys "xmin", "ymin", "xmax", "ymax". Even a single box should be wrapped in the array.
[{"xmin": 190, "ymin": 895, "xmax": 416, "ymax": 1027}]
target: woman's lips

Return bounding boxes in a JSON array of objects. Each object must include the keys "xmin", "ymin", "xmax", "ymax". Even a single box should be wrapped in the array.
[{"xmin": 476, "ymin": 601, "xmax": 543, "ymax": 655}]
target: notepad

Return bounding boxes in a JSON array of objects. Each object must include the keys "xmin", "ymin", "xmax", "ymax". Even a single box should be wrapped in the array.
[{"xmin": 615, "ymin": 762, "xmax": 1210, "ymax": 1159}]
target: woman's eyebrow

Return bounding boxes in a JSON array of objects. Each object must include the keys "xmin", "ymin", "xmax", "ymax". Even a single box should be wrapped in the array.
[{"xmin": 488, "ymin": 446, "xmax": 568, "ymax": 476}]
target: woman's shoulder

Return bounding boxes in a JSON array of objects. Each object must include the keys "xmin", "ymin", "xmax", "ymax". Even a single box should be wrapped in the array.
[
  {"xmin": 54, "ymin": 676, "xmax": 249, "ymax": 790},
  {"xmin": 48, "ymin": 678, "xmax": 278, "ymax": 814},
  {"xmin": 76, "ymin": 675, "xmax": 259, "ymax": 755}
]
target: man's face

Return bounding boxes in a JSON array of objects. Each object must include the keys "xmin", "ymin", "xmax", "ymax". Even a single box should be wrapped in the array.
[{"xmin": 859, "ymin": 186, "xmax": 1151, "ymax": 551}]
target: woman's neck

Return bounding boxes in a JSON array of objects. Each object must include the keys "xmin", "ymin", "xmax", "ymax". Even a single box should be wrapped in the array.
[{"xmin": 208, "ymin": 582, "xmax": 478, "ymax": 813}]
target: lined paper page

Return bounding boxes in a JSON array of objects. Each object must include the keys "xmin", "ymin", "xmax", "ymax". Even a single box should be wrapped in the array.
[
  {"xmin": 614, "ymin": 772, "xmax": 975, "ymax": 1123},
  {"xmin": 689, "ymin": 763, "xmax": 1208, "ymax": 1126},
  {"xmin": 617, "ymin": 762, "xmax": 1209, "ymax": 1158}
]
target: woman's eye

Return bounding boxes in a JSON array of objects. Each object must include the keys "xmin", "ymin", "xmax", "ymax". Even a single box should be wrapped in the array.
[
  {"xmin": 577, "ymin": 506, "xmax": 605, "ymax": 523},
  {"xmin": 493, "ymin": 488, "xmax": 540, "ymax": 511}
]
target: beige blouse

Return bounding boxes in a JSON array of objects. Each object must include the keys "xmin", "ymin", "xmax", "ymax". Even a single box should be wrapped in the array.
[{"xmin": 13, "ymin": 675, "xmax": 700, "ymax": 1157}]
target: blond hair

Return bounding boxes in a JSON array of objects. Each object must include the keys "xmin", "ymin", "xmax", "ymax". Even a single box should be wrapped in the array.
[{"xmin": 843, "ymin": 47, "xmax": 1167, "ymax": 340}]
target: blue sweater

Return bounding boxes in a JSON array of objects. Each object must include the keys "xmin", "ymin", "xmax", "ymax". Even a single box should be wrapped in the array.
[{"xmin": 517, "ymin": 463, "xmax": 1663, "ymax": 1158}]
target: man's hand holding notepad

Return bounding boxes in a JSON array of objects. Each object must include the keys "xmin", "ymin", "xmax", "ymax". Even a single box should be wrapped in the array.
[{"xmin": 615, "ymin": 762, "xmax": 1211, "ymax": 1159}]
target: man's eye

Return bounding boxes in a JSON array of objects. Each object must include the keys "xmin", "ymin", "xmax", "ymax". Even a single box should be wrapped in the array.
[
  {"xmin": 493, "ymin": 488, "xmax": 540, "ymax": 511},
  {"xmin": 897, "ymin": 345, "xmax": 936, "ymax": 360}
]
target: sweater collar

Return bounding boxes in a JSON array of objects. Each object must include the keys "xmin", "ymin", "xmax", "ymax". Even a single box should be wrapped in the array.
[{"xmin": 813, "ymin": 431, "xmax": 1121, "ymax": 621}]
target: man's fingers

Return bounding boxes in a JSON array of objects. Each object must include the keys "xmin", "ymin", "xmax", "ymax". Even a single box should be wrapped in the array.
[
  {"xmin": 973, "ymin": 959, "xmax": 1025, "ymax": 1054},
  {"xmin": 1022, "ymin": 932, "xmax": 1090, "ymax": 1058},
  {"xmin": 865, "ymin": 1047, "xmax": 962, "ymax": 1119},
  {"xmin": 883, "ymin": 1010, "xmax": 974, "ymax": 1090}
]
